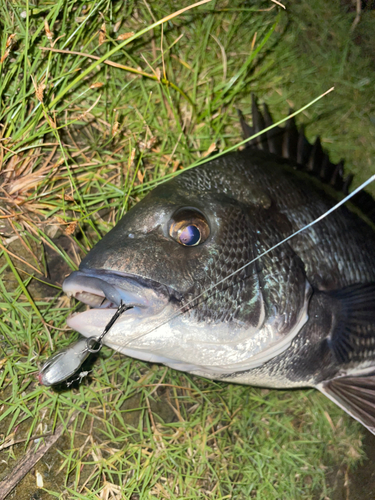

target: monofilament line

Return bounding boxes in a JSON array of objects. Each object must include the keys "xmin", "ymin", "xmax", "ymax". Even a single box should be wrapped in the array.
[{"xmin": 122, "ymin": 174, "xmax": 375, "ymax": 347}]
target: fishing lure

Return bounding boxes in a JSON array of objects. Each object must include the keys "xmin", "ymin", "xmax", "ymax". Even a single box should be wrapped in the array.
[{"xmin": 39, "ymin": 303, "xmax": 132, "ymax": 386}]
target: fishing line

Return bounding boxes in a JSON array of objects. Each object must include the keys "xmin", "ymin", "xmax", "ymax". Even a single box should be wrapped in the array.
[{"xmin": 120, "ymin": 174, "xmax": 375, "ymax": 348}]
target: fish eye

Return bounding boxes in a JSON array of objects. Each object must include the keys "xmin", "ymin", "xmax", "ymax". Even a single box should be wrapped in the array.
[{"xmin": 169, "ymin": 209, "xmax": 210, "ymax": 247}]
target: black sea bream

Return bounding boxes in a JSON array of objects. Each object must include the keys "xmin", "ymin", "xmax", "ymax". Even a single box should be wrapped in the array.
[{"xmin": 61, "ymin": 97, "xmax": 375, "ymax": 434}]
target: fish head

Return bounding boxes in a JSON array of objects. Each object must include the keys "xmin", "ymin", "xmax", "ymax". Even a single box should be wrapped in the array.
[{"xmin": 63, "ymin": 158, "xmax": 311, "ymax": 377}]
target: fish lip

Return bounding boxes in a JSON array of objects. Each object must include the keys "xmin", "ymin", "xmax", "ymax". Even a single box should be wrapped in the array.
[{"xmin": 63, "ymin": 268, "xmax": 174, "ymax": 311}]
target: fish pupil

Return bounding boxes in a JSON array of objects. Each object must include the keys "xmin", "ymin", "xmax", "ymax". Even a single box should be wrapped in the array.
[{"xmin": 179, "ymin": 225, "xmax": 201, "ymax": 246}]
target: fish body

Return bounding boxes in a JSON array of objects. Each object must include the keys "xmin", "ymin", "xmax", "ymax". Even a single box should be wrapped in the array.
[{"xmin": 62, "ymin": 100, "xmax": 375, "ymax": 434}]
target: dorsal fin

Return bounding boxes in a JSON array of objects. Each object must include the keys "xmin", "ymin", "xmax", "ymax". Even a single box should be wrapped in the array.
[{"xmin": 239, "ymin": 97, "xmax": 375, "ymax": 225}]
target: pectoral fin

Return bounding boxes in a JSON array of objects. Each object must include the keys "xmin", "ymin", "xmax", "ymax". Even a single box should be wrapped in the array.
[
  {"xmin": 317, "ymin": 374, "xmax": 375, "ymax": 435},
  {"xmin": 327, "ymin": 283, "xmax": 375, "ymax": 365}
]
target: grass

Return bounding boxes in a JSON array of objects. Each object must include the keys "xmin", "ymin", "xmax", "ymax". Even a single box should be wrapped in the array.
[{"xmin": 1, "ymin": 0, "xmax": 375, "ymax": 498}]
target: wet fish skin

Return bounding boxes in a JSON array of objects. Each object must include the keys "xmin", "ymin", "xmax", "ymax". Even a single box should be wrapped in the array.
[{"xmin": 62, "ymin": 102, "xmax": 375, "ymax": 434}]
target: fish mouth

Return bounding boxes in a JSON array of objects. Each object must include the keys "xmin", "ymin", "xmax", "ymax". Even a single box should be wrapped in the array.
[{"xmin": 62, "ymin": 269, "xmax": 173, "ymax": 338}]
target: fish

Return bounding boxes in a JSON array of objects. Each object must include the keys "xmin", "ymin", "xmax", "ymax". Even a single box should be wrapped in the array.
[{"xmin": 60, "ymin": 96, "xmax": 375, "ymax": 435}]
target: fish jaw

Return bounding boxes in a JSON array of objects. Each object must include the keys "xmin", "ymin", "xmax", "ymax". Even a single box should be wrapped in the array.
[
  {"xmin": 63, "ymin": 270, "xmax": 170, "ymax": 311},
  {"xmin": 63, "ymin": 269, "xmax": 174, "ymax": 340}
]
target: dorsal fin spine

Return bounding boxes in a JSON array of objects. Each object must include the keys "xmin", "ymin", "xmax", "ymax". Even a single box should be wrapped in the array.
[
  {"xmin": 242, "ymin": 96, "xmax": 375, "ymax": 224},
  {"xmin": 246, "ymin": 96, "xmax": 345, "ymax": 186}
]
